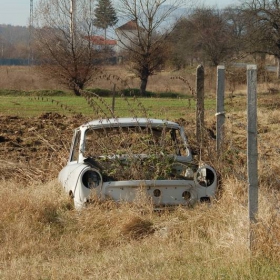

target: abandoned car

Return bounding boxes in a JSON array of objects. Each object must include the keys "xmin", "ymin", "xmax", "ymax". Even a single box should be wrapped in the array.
[{"xmin": 58, "ymin": 118, "xmax": 217, "ymax": 209}]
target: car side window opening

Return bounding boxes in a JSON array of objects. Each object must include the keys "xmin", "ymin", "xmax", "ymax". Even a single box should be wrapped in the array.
[
  {"xmin": 170, "ymin": 129, "xmax": 181, "ymax": 156},
  {"xmin": 174, "ymin": 129, "xmax": 188, "ymax": 156},
  {"xmin": 70, "ymin": 130, "xmax": 81, "ymax": 162}
]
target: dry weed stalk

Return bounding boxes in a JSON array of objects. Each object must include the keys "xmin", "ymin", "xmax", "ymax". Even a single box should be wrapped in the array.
[{"xmin": 170, "ymin": 76, "xmax": 196, "ymax": 96}]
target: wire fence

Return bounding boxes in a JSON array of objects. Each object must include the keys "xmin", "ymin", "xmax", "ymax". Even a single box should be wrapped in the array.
[{"xmin": 219, "ymin": 74, "xmax": 280, "ymax": 255}]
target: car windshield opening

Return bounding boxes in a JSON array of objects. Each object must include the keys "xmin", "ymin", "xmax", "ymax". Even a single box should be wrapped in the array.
[{"xmin": 84, "ymin": 126, "xmax": 187, "ymax": 157}]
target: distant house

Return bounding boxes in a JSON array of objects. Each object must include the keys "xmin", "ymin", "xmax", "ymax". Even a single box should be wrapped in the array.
[
  {"xmin": 115, "ymin": 20, "xmax": 140, "ymax": 53},
  {"xmin": 85, "ymin": 35, "xmax": 117, "ymax": 52}
]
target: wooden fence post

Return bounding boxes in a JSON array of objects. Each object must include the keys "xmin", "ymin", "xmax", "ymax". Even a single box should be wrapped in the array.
[
  {"xmin": 216, "ymin": 65, "xmax": 225, "ymax": 154},
  {"xmin": 247, "ymin": 65, "xmax": 258, "ymax": 250},
  {"xmin": 196, "ymin": 64, "xmax": 204, "ymax": 145}
]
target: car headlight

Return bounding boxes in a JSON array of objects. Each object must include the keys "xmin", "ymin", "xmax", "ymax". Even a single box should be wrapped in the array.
[
  {"xmin": 195, "ymin": 166, "xmax": 216, "ymax": 187},
  {"xmin": 82, "ymin": 169, "xmax": 102, "ymax": 189}
]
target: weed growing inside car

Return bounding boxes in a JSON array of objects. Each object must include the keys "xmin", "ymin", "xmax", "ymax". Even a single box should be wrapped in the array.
[{"xmin": 82, "ymin": 117, "xmax": 193, "ymax": 181}]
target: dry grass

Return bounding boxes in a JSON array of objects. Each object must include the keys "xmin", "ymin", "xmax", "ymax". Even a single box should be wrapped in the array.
[
  {"xmin": 0, "ymin": 111, "xmax": 280, "ymax": 279},
  {"xmin": 0, "ymin": 65, "xmax": 211, "ymax": 95},
  {"xmin": 0, "ymin": 177, "xmax": 279, "ymax": 279},
  {"xmin": 0, "ymin": 65, "xmax": 277, "ymax": 96},
  {"xmin": 0, "ymin": 65, "xmax": 280, "ymax": 279},
  {"xmin": 0, "ymin": 66, "xmax": 65, "ymax": 91}
]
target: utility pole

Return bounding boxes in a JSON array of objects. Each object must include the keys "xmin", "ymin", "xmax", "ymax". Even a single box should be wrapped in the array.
[
  {"xmin": 30, "ymin": 0, "xmax": 33, "ymax": 26},
  {"xmin": 70, "ymin": 0, "xmax": 76, "ymax": 45},
  {"xmin": 29, "ymin": 0, "xmax": 34, "ymax": 65}
]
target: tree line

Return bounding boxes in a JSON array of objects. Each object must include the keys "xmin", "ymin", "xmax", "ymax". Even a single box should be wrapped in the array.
[{"xmin": 1, "ymin": 0, "xmax": 280, "ymax": 95}]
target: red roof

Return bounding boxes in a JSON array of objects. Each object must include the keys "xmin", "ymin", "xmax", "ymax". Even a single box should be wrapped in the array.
[
  {"xmin": 85, "ymin": 36, "xmax": 117, "ymax": 46},
  {"xmin": 116, "ymin": 20, "xmax": 138, "ymax": 31}
]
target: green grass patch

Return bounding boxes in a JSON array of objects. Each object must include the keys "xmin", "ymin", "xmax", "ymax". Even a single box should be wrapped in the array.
[
  {"xmin": 0, "ymin": 95, "xmax": 200, "ymax": 119},
  {"xmin": 0, "ymin": 87, "xmax": 217, "ymax": 119}
]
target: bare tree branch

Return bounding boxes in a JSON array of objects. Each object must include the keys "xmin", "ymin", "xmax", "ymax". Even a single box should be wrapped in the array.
[
  {"xmin": 115, "ymin": 0, "xmax": 187, "ymax": 95},
  {"xmin": 33, "ymin": 0, "xmax": 100, "ymax": 96}
]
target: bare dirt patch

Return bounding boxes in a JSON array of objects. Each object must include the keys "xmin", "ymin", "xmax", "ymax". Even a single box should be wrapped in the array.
[{"xmin": 0, "ymin": 113, "xmax": 88, "ymax": 182}]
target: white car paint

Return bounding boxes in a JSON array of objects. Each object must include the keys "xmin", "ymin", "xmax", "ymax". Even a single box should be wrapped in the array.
[{"xmin": 58, "ymin": 118, "xmax": 217, "ymax": 209}]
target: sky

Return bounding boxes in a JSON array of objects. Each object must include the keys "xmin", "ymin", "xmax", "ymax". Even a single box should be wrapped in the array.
[{"xmin": 0, "ymin": 0, "xmax": 238, "ymax": 27}]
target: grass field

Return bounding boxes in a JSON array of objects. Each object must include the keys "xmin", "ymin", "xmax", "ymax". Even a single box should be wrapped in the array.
[
  {"xmin": 0, "ymin": 66, "xmax": 279, "ymax": 279},
  {"xmin": 0, "ymin": 95, "xmax": 218, "ymax": 119}
]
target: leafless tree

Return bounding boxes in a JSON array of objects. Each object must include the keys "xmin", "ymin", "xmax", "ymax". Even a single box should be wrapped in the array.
[
  {"xmin": 116, "ymin": 0, "xmax": 185, "ymax": 95},
  {"xmin": 33, "ymin": 0, "xmax": 100, "ymax": 96},
  {"xmin": 169, "ymin": 8, "xmax": 239, "ymax": 68},
  {"xmin": 241, "ymin": 0, "xmax": 280, "ymax": 60}
]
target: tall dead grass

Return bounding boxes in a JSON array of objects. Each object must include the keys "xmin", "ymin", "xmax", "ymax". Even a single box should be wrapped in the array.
[
  {"xmin": 0, "ymin": 65, "xmax": 276, "ymax": 97},
  {"xmin": 0, "ymin": 175, "xmax": 279, "ymax": 279},
  {"xmin": 0, "ymin": 66, "xmax": 65, "ymax": 91},
  {"xmin": 0, "ymin": 65, "xmax": 219, "ymax": 94}
]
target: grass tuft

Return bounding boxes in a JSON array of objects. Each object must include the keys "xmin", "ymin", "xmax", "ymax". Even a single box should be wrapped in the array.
[{"xmin": 121, "ymin": 216, "xmax": 155, "ymax": 240}]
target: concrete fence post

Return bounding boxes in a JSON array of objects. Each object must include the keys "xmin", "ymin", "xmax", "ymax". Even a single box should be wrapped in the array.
[
  {"xmin": 216, "ymin": 65, "xmax": 225, "ymax": 154},
  {"xmin": 196, "ymin": 64, "xmax": 204, "ymax": 145},
  {"xmin": 247, "ymin": 64, "xmax": 258, "ymax": 250},
  {"xmin": 112, "ymin": 84, "xmax": 116, "ymax": 113}
]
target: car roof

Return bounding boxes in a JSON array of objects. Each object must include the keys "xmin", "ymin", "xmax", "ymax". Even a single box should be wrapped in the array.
[{"xmin": 80, "ymin": 118, "xmax": 181, "ymax": 130}]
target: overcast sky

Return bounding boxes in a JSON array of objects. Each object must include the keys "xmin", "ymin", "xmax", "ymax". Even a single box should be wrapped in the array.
[{"xmin": 0, "ymin": 0, "xmax": 238, "ymax": 26}]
